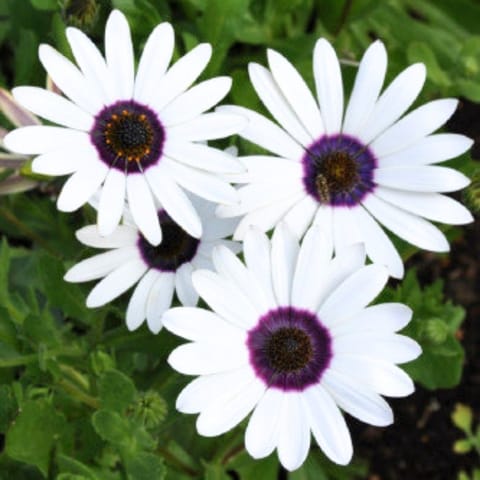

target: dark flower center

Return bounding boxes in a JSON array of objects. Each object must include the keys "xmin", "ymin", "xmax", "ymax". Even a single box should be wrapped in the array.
[
  {"xmin": 302, "ymin": 134, "xmax": 376, "ymax": 206},
  {"xmin": 137, "ymin": 212, "xmax": 199, "ymax": 272},
  {"xmin": 247, "ymin": 306, "xmax": 332, "ymax": 391},
  {"xmin": 90, "ymin": 100, "xmax": 165, "ymax": 174}
]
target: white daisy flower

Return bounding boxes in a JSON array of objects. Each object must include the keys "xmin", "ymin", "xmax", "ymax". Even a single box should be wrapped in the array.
[
  {"xmin": 4, "ymin": 9, "xmax": 246, "ymax": 246},
  {"xmin": 217, "ymin": 39, "xmax": 473, "ymax": 278},
  {"xmin": 163, "ymin": 224, "xmax": 421, "ymax": 471},
  {"xmin": 64, "ymin": 196, "xmax": 240, "ymax": 334}
]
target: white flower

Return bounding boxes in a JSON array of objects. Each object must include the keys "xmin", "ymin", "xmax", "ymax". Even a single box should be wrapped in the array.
[
  {"xmin": 4, "ymin": 9, "xmax": 246, "ymax": 246},
  {"xmin": 163, "ymin": 224, "xmax": 421, "ymax": 471},
  {"xmin": 217, "ymin": 39, "xmax": 473, "ymax": 278},
  {"xmin": 64, "ymin": 196, "xmax": 240, "ymax": 334}
]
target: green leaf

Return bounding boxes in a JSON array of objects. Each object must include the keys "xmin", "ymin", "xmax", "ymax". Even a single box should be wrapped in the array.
[
  {"xmin": 30, "ymin": 0, "xmax": 58, "ymax": 10},
  {"xmin": 126, "ymin": 453, "xmax": 166, "ymax": 480},
  {"xmin": 91, "ymin": 410, "xmax": 132, "ymax": 449},
  {"xmin": 5, "ymin": 399, "xmax": 67, "ymax": 476},
  {"xmin": 452, "ymin": 403, "xmax": 473, "ymax": 433},
  {"xmin": 57, "ymin": 453, "xmax": 99, "ymax": 480},
  {"xmin": 204, "ymin": 463, "xmax": 231, "ymax": 480},
  {"xmin": 227, "ymin": 451, "xmax": 279, "ymax": 479},
  {"xmin": 0, "ymin": 384, "xmax": 17, "ymax": 432},
  {"xmin": 453, "ymin": 439, "xmax": 473, "ymax": 454},
  {"xmin": 407, "ymin": 41, "xmax": 451, "ymax": 86},
  {"xmin": 98, "ymin": 370, "xmax": 136, "ymax": 413}
]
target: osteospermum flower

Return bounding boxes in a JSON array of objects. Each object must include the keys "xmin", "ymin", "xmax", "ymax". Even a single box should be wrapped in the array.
[
  {"xmin": 64, "ymin": 196, "xmax": 240, "ymax": 334},
  {"xmin": 163, "ymin": 224, "xmax": 421, "ymax": 470},
  {"xmin": 4, "ymin": 9, "xmax": 245, "ymax": 245},
  {"xmin": 217, "ymin": 39, "xmax": 473, "ymax": 278}
]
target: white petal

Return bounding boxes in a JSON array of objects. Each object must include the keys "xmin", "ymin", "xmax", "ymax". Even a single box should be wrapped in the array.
[
  {"xmin": 162, "ymin": 159, "xmax": 238, "ymax": 205},
  {"xmin": 216, "ymin": 105, "xmax": 304, "ymax": 160},
  {"xmin": 76, "ymin": 224, "xmax": 137, "ymax": 249},
  {"xmin": 375, "ymin": 187, "xmax": 473, "ymax": 225},
  {"xmin": 315, "ymin": 243, "xmax": 366, "ymax": 308},
  {"xmin": 246, "ymin": 388, "xmax": 284, "ymax": 459},
  {"xmin": 271, "ymin": 223, "xmax": 300, "ymax": 305},
  {"xmin": 192, "ymin": 270, "xmax": 259, "ymax": 329},
  {"xmin": 196, "ymin": 378, "xmax": 265, "ymax": 437},
  {"xmin": 332, "ymin": 207, "xmax": 363, "ymax": 253},
  {"xmin": 105, "ymin": 10, "xmax": 134, "ymax": 99},
  {"xmin": 318, "ymin": 264, "xmax": 388, "ymax": 328},
  {"xmin": 126, "ymin": 174, "xmax": 161, "ymax": 246},
  {"xmin": 164, "ymin": 140, "xmax": 244, "ymax": 173},
  {"xmin": 313, "ymin": 38, "xmax": 344, "ymax": 134},
  {"xmin": 217, "ymin": 181, "xmax": 303, "ymax": 218},
  {"xmin": 212, "ymin": 245, "xmax": 271, "ymax": 312},
  {"xmin": 381, "ymin": 166, "xmax": 423, "ymax": 195},
  {"xmin": 134, "ymin": 22, "xmax": 174, "ymax": 104},
  {"xmin": 12, "ymin": 87, "xmax": 92, "ymax": 130},
  {"xmin": 362, "ymin": 194, "xmax": 449, "ymax": 252},
  {"xmin": 371, "ymin": 99, "xmax": 458, "ymax": 157},
  {"xmin": 86, "ymin": 258, "xmax": 147, "ymax": 307},
  {"xmin": 332, "ymin": 303, "xmax": 413, "ymax": 336},
  {"xmin": 146, "ymin": 273, "xmax": 175, "ymax": 333},
  {"xmin": 343, "ymin": 40, "xmax": 387, "ymax": 135},
  {"xmin": 66, "ymin": 26, "xmax": 113, "ymax": 104},
  {"xmin": 145, "ymin": 168, "xmax": 202, "ymax": 238},
  {"xmin": 292, "ymin": 225, "xmax": 333, "ymax": 311},
  {"xmin": 330, "ymin": 356, "xmax": 414, "ymax": 397},
  {"xmin": 243, "ymin": 227, "xmax": 277, "ymax": 307},
  {"xmin": 233, "ymin": 192, "xmax": 305, "ymax": 240},
  {"xmin": 167, "ymin": 112, "xmax": 246, "ymax": 141},
  {"xmin": 5, "ymin": 126, "xmax": 89, "ymax": 155},
  {"xmin": 334, "ymin": 332, "xmax": 421, "ymax": 363},
  {"xmin": 248, "ymin": 63, "xmax": 312, "ymax": 146},
  {"xmin": 359, "ymin": 63, "xmax": 426, "ymax": 145},
  {"xmin": 176, "ymin": 367, "xmax": 255, "ymax": 414},
  {"xmin": 98, "ymin": 169, "xmax": 126, "ymax": 237},
  {"xmin": 312, "ymin": 205, "xmax": 333, "ymax": 243},
  {"xmin": 282, "ymin": 196, "xmax": 318, "ymax": 239},
  {"xmin": 267, "ymin": 49, "xmax": 324, "ymax": 138},
  {"xmin": 163, "ymin": 306, "xmax": 243, "ymax": 343},
  {"xmin": 175, "ymin": 263, "xmax": 198, "ymax": 306},
  {"xmin": 304, "ymin": 385, "xmax": 353, "ymax": 465},
  {"xmin": 378, "ymin": 133, "xmax": 474, "ymax": 167},
  {"xmin": 126, "ymin": 269, "xmax": 159, "ymax": 331},
  {"xmin": 352, "ymin": 205, "xmax": 404, "ymax": 279},
  {"xmin": 145, "ymin": 167, "xmax": 202, "ymax": 238},
  {"xmin": 322, "ymin": 370, "xmax": 393, "ymax": 427},
  {"xmin": 64, "ymin": 246, "xmax": 138, "ymax": 282},
  {"xmin": 57, "ymin": 162, "xmax": 108, "ymax": 212},
  {"xmin": 160, "ymin": 77, "xmax": 232, "ymax": 126},
  {"xmin": 203, "ymin": 216, "xmax": 238, "ymax": 241},
  {"xmin": 31, "ymin": 146, "xmax": 94, "ymax": 176},
  {"xmin": 38, "ymin": 44, "xmax": 103, "ymax": 114},
  {"xmin": 168, "ymin": 340, "xmax": 249, "ymax": 375},
  {"xmin": 277, "ymin": 393, "xmax": 311, "ymax": 471},
  {"xmin": 152, "ymin": 44, "xmax": 212, "ymax": 112}
]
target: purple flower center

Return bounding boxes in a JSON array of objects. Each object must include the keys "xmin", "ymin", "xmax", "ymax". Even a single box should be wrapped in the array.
[
  {"xmin": 90, "ymin": 100, "xmax": 165, "ymax": 174},
  {"xmin": 302, "ymin": 134, "xmax": 376, "ymax": 206},
  {"xmin": 137, "ymin": 212, "xmax": 199, "ymax": 272},
  {"xmin": 247, "ymin": 306, "xmax": 332, "ymax": 391}
]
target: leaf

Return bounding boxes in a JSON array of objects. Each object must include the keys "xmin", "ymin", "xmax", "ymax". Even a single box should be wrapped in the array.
[
  {"xmin": 204, "ymin": 463, "xmax": 231, "ymax": 480},
  {"xmin": 0, "ymin": 384, "xmax": 17, "ymax": 432},
  {"xmin": 453, "ymin": 439, "xmax": 473, "ymax": 454},
  {"xmin": 57, "ymin": 453, "xmax": 99, "ymax": 480},
  {"xmin": 126, "ymin": 453, "xmax": 166, "ymax": 480},
  {"xmin": 5, "ymin": 399, "xmax": 67, "ymax": 476},
  {"xmin": 91, "ymin": 410, "xmax": 132, "ymax": 449},
  {"xmin": 407, "ymin": 42, "xmax": 451, "ymax": 87},
  {"xmin": 30, "ymin": 0, "xmax": 58, "ymax": 10},
  {"xmin": 98, "ymin": 370, "xmax": 136, "ymax": 413},
  {"xmin": 452, "ymin": 403, "xmax": 473, "ymax": 433}
]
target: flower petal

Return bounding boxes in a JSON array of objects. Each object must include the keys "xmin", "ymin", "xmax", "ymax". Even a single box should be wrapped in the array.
[
  {"xmin": 175, "ymin": 262, "xmax": 198, "ymax": 306},
  {"xmin": 146, "ymin": 273, "xmax": 175, "ymax": 333},
  {"xmin": 126, "ymin": 269, "xmax": 159, "ymax": 331},
  {"xmin": 76, "ymin": 224, "xmax": 137, "ymax": 249},
  {"xmin": 97, "ymin": 169, "xmax": 126, "ymax": 237},
  {"xmin": 362, "ymin": 194, "xmax": 449, "ymax": 251},
  {"xmin": 134, "ymin": 22, "xmax": 174, "ymax": 104},
  {"xmin": 313, "ymin": 38, "xmax": 344, "ymax": 134},
  {"xmin": 12, "ymin": 87, "xmax": 93, "ymax": 130},
  {"xmin": 86, "ymin": 258, "xmax": 147, "ymax": 307},
  {"xmin": 343, "ymin": 40, "xmax": 387, "ymax": 136}
]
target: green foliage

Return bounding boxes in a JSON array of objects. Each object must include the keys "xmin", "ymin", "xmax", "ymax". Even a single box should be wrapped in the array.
[{"xmin": 380, "ymin": 269, "xmax": 466, "ymax": 389}]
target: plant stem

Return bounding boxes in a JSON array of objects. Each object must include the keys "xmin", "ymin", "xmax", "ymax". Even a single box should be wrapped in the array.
[
  {"xmin": 335, "ymin": 0, "xmax": 354, "ymax": 35},
  {"xmin": 156, "ymin": 446, "xmax": 199, "ymax": 477}
]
